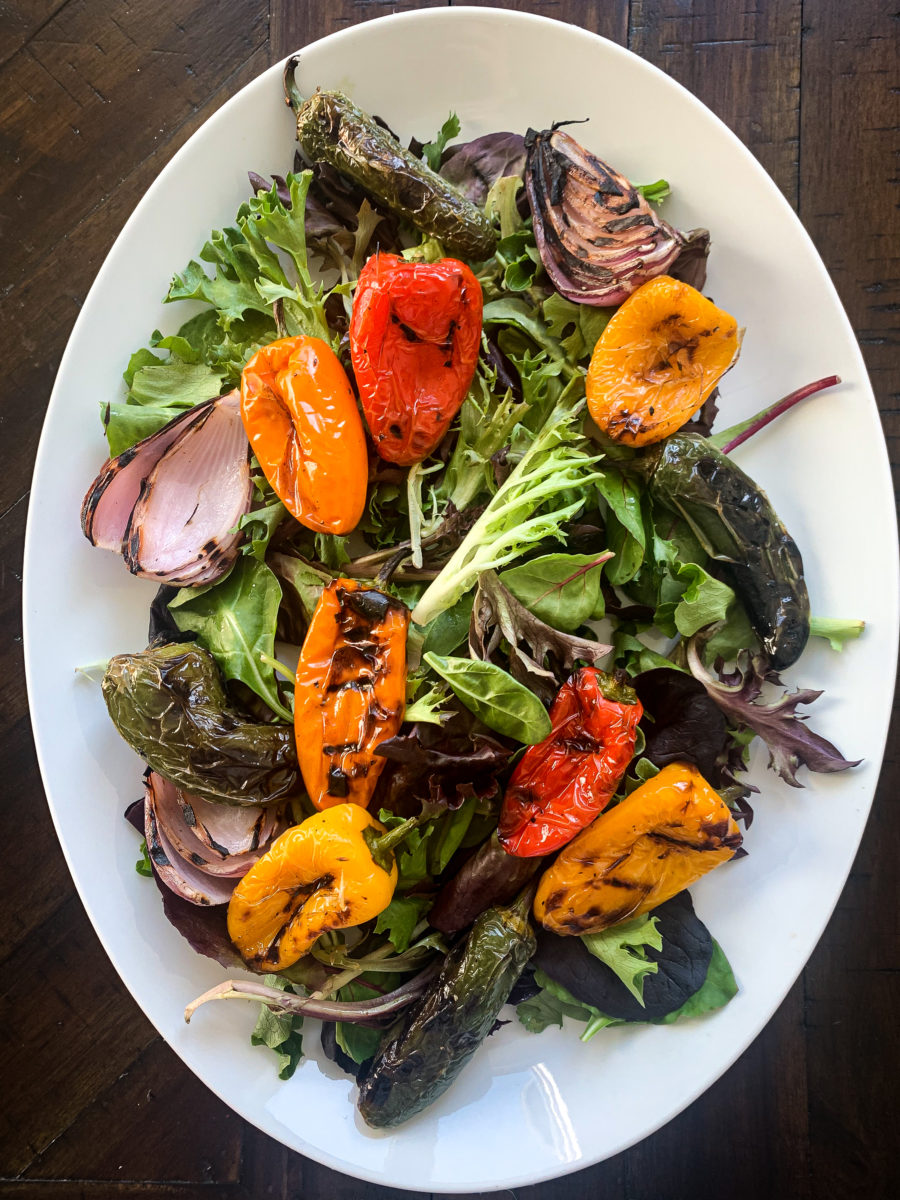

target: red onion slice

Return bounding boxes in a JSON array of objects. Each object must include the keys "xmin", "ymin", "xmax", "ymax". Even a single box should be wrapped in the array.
[
  {"xmin": 180, "ymin": 790, "xmax": 281, "ymax": 857},
  {"xmin": 124, "ymin": 391, "xmax": 252, "ymax": 585},
  {"xmin": 81, "ymin": 403, "xmax": 212, "ymax": 551},
  {"xmin": 144, "ymin": 774, "xmax": 237, "ymax": 906},
  {"xmin": 525, "ymin": 127, "xmax": 685, "ymax": 306}
]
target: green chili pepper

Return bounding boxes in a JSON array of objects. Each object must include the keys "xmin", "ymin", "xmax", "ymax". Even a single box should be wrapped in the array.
[
  {"xmin": 357, "ymin": 889, "xmax": 536, "ymax": 1127},
  {"xmin": 642, "ymin": 432, "xmax": 810, "ymax": 670},
  {"xmin": 283, "ymin": 57, "xmax": 496, "ymax": 261}
]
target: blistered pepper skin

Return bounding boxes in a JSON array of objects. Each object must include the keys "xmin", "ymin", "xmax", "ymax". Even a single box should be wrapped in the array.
[
  {"xmin": 227, "ymin": 804, "xmax": 397, "ymax": 971},
  {"xmin": 534, "ymin": 761, "xmax": 743, "ymax": 936},
  {"xmin": 499, "ymin": 668, "xmax": 643, "ymax": 858},
  {"xmin": 350, "ymin": 254, "xmax": 483, "ymax": 465},
  {"xmin": 295, "ymin": 579, "xmax": 409, "ymax": 810},
  {"xmin": 240, "ymin": 336, "xmax": 368, "ymax": 534}
]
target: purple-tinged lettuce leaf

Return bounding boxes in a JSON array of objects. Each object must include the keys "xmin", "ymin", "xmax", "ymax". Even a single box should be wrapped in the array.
[
  {"xmin": 439, "ymin": 132, "xmax": 527, "ymax": 206},
  {"xmin": 686, "ymin": 636, "xmax": 861, "ymax": 787}
]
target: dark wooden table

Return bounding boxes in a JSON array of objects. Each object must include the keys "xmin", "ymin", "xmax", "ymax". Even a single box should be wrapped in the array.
[{"xmin": 2, "ymin": 2, "xmax": 897, "ymax": 1197}]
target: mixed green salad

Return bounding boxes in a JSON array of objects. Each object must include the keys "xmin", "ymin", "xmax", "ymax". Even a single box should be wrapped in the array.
[{"xmin": 81, "ymin": 68, "xmax": 862, "ymax": 1128}]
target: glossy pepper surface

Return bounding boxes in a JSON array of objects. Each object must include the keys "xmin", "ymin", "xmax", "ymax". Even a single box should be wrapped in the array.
[
  {"xmin": 350, "ymin": 253, "xmax": 483, "ymax": 465},
  {"xmin": 643, "ymin": 431, "xmax": 810, "ymax": 670},
  {"xmin": 535, "ymin": 761, "xmax": 742, "ymax": 936},
  {"xmin": 294, "ymin": 579, "xmax": 409, "ymax": 810},
  {"xmin": 227, "ymin": 804, "xmax": 397, "ymax": 971},
  {"xmin": 499, "ymin": 668, "xmax": 643, "ymax": 858},
  {"xmin": 240, "ymin": 336, "xmax": 368, "ymax": 534},
  {"xmin": 357, "ymin": 889, "xmax": 535, "ymax": 1128}
]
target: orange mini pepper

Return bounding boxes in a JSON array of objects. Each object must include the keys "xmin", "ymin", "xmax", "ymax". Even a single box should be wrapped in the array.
[
  {"xmin": 294, "ymin": 579, "xmax": 409, "ymax": 810},
  {"xmin": 240, "ymin": 335, "xmax": 368, "ymax": 534}
]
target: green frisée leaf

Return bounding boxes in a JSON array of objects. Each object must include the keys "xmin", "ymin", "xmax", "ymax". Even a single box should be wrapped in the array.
[
  {"xmin": 581, "ymin": 914, "xmax": 663, "ymax": 1005},
  {"xmin": 423, "ymin": 652, "xmax": 552, "ymax": 744},
  {"xmin": 809, "ymin": 616, "xmax": 865, "ymax": 652},
  {"xmin": 168, "ymin": 558, "xmax": 293, "ymax": 722},
  {"xmin": 411, "ymin": 386, "xmax": 604, "ymax": 626},
  {"xmin": 500, "ymin": 551, "xmax": 612, "ymax": 632}
]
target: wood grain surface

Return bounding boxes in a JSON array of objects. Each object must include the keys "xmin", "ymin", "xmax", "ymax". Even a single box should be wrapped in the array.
[{"xmin": 1, "ymin": 2, "xmax": 897, "ymax": 1197}]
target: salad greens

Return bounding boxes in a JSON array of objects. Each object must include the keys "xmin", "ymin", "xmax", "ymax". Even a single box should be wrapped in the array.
[{"xmin": 91, "ymin": 101, "xmax": 862, "ymax": 1108}]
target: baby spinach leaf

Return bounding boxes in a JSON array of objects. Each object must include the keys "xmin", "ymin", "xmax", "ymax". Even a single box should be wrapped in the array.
[
  {"xmin": 168, "ymin": 557, "xmax": 292, "ymax": 722},
  {"xmin": 270, "ymin": 553, "xmax": 332, "ymax": 623},
  {"xmin": 500, "ymin": 551, "xmax": 611, "ymax": 632},
  {"xmin": 653, "ymin": 940, "xmax": 737, "ymax": 1023},
  {"xmin": 423, "ymin": 652, "xmax": 551, "ymax": 744},
  {"xmin": 596, "ymin": 470, "xmax": 646, "ymax": 586},
  {"xmin": 239, "ymin": 500, "xmax": 287, "ymax": 562}
]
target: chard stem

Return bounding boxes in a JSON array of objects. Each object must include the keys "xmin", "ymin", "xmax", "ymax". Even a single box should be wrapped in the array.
[{"xmin": 715, "ymin": 376, "xmax": 841, "ymax": 455}]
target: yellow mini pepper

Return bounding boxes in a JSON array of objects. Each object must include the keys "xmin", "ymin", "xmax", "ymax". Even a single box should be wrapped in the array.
[
  {"xmin": 535, "ymin": 761, "xmax": 743, "ymax": 936},
  {"xmin": 227, "ymin": 803, "xmax": 399, "ymax": 971}
]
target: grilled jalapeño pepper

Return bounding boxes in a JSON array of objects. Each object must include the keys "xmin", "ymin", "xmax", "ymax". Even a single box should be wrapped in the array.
[
  {"xmin": 294, "ymin": 580, "xmax": 409, "ymax": 810},
  {"xmin": 499, "ymin": 668, "xmax": 642, "ymax": 857},
  {"xmin": 643, "ymin": 432, "xmax": 811, "ymax": 669},
  {"xmin": 283, "ymin": 58, "xmax": 496, "ymax": 260},
  {"xmin": 350, "ymin": 253, "xmax": 483, "ymax": 465},
  {"xmin": 227, "ymin": 803, "xmax": 401, "ymax": 970},
  {"xmin": 357, "ymin": 888, "xmax": 536, "ymax": 1128}
]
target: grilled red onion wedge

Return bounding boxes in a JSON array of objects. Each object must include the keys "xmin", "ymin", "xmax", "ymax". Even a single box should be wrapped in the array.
[
  {"xmin": 81, "ymin": 404, "xmax": 210, "ymax": 552},
  {"xmin": 178, "ymin": 789, "xmax": 281, "ymax": 858},
  {"xmin": 525, "ymin": 126, "xmax": 689, "ymax": 306},
  {"xmin": 145, "ymin": 773, "xmax": 239, "ymax": 906},
  {"xmin": 81, "ymin": 391, "xmax": 253, "ymax": 587}
]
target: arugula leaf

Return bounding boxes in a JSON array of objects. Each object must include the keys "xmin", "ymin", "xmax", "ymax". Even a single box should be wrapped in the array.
[
  {"xmin": 250, "ymin": 975, "xmax": 304, "ymax": 1079},
  {"xmin": 581, "ymin": 914, "xmax": 663, "ymax": 1005},
  {"xmin": 500, "ymin": 551, "xmax": 611, "ymax": 632},
  {"xmin": 404, "ymin": 681, "xmax": 451, "ymax": 726},
  {"xmin": 168, "ymin": 558, "xmax": 292, "ymax": 722},
  {"xmin": 374, "ymin": 895, "xmax": 433, "ymax": 954},
  {"xmin": 809, "ymin": 616, "xmax": 865, "ymax": 652},
  {"xmin": 420, "ymin": 112, "xmax": 461, "ymax": 172}
]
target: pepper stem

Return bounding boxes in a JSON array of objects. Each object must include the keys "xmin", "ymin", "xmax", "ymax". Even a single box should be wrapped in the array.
[
  {"xmin": 282, "ymin": 54, "xmax": 306, "ymax": 112},
  {"xmin": 363, "ymin": 815, "xmax": 425, "ymax": 874},
  {"xmin": 712, "ymin": 376, "xmax": 841, "ymax": 455}
]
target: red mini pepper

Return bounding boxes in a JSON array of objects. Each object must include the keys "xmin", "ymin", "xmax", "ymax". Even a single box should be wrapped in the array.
[
  {"xmin": 349, "ymin": 253, "xmax": 483, "ymax": 465},
  {"xmin": 498, "ymin": 668, "xmax": 643, "ymax": 858}
]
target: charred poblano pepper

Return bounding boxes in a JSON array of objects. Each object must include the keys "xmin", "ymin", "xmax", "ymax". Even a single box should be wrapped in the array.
[
  {"xmin": 102, "ymin": 643, "xmax": 299, "ymax": 806},
  {"xmin": 357, "ymin": 889, "xmax": 536, "ymax": 1127},
  {"xmin": 643, "ymin": 432, "xmax": 810, "ymax": 669},
  {"xmin": 283, "ymin": 57, "xmax": 496, "ymax": 261}
]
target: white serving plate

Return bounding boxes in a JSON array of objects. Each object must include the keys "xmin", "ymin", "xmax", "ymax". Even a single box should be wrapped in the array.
[{"xmin": 23, "ymin": 7, "xmax": 898, "ymax": 1193}]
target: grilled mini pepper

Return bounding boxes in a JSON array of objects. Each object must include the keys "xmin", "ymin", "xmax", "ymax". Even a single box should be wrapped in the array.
[
  {"xmin": 357, "ymin": 888, "xmax": 536, "ymax": 1127},
  {"xmin": 499, "ymin": 668, "xmax": 643, "ymax": 857},
  {"xmin": 350, "ymin": 253, "xmax": 483, "ymax": 465},
  {"xmin": 535, "ymin": 761, "xmax": 742, "ymax": 936},
  {"xmin": 227, "ymin": 804, "xmax": 398, "ymax": 970},
  {"xmin": 240, "ymin": 336, "xmax": 368, "ymax": 535},
  {"xmin": 294, "ymin": 580, "xmax": 409, "ymax": 809},
  {"xmin": 283, "ymin": 58, "xmax": 496, "ymax": 261},
  {"xmin": 642, "ymin": 431, "xmax": 810, "ymax": 669}
]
